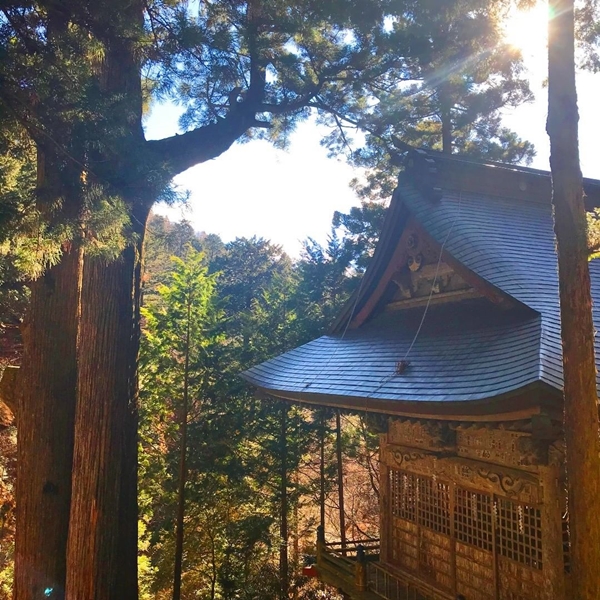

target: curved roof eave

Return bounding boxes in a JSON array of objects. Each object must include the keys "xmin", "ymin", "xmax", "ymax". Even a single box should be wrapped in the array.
[{"xmin": 244, "ymin": 380, "xmax": 563, "ymax": 423}]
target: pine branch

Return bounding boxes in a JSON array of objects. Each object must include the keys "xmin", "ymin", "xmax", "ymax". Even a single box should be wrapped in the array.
[{"xmin": 146, "ymin": 108, "xmax": 259, "ymax": 179}]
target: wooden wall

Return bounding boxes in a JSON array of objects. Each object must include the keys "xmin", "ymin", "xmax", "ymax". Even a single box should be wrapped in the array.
[{"xmin": 378, "ymin": 417, "xmax": 566, "ymax": 600}]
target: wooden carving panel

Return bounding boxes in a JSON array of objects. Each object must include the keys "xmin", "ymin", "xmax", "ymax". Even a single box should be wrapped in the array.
[
  {"xmin": 388, "ymin": 419, "xmax": 456, "ymax": 451},
  {"xmin": 382, "ymin": 444, "xmax": 541, "ymax": 505},
  {"xmin": 457, "ymin": 428, "xmax": 543, "ymax": 469}
]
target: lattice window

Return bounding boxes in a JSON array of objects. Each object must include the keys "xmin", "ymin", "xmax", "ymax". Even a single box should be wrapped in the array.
[
  {"xmin": 418, "ymin": 477, "xmax": 451, "ymax": 535},
  {"xmin": 390, "ymin": 470, "xmax": 451, "ymax": 534},
  {"xmin": 496, "ymin": 499, "xmax": 543, "ymax": 569},
  {"xmin": 454, "ymin": 487, "xmax": 493, "ymax": 551},
  {"xmin": 388, "ymin": 467, "xmax": 545, "ymax": 592},
  {"xmin": 390, "ymin": 470, "xmax": 417, "ymax": 522}
]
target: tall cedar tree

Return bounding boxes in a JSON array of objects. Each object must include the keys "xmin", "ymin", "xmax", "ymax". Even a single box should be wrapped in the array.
[{"xmin": 547, "ymin": 0, "xmax": 600, "ymax": 597}]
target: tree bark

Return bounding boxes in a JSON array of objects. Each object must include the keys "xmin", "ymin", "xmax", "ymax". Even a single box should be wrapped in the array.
[
  {"xmin": 172, "ymin": 295, "xmax": 191, "ymax": 600},
  {"xmin": 117, "ymin": 206, "xmax": 146, "ymax": 599},
  {"xmin": 547, "ymin": 2, "xmax": 600, "ymax": 598},
  {"xmin": 15, "ymin": 245, "xmax": 82, "ymax": 600},
  {"xmin": 65, "ymin": 206, "xmax": 148, "ymax": 600},
  {"xmin": 439, "ymin": 84, "xmax": 453, "ymax": 154},
  {"xmin": 64, "ymin": 5, "xmax": 146, "ymax": 595},
  {"xmin": 15, "ymin": 132, "xmax": 83, "ymax": 600}
]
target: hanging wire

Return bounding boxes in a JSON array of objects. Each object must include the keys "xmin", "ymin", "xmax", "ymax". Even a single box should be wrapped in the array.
[{"xmin": 399, "ymin": 191, "xmax": 462, "ymax": 363}]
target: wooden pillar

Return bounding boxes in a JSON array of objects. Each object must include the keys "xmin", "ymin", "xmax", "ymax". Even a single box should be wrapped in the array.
[
  {"xmin": 379, "ymin": 434, "xmax": 389, "ymax": 564},
  {"xmin": 336, "ymin": 411, "xmax": 347, "ymax": 554},
  {"xmin": 319, "ymin": 413, "xmax": 326, "ymax": 534}
]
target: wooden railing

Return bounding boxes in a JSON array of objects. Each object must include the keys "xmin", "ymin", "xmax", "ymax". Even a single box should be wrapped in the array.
[
  {"xmin": 316, "ymin": 527, "xmax": 380, "ymax": 593},
  {"xmin": 315, "ymin": 528, "xmax": 455, "ymax": 599},
  {"xmin": 367, "ymin": 562, "xmax": 453, "ymax": 600},
  {"xmin": 325, "ymin": 538, "xmax": 381, "ymax": 560}
]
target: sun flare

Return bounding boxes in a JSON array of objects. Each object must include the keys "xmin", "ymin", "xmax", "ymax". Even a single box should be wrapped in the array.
[{"xmin": 503, "ymin": 2, "xmax": 549, "ymax": 70}]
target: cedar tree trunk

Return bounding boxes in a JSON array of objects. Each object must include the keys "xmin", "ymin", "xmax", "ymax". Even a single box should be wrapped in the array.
[
  {"xmin": 15, "ymin": 245, "xmax": 82, "ymax": 600},
  {"xmin": 15, "ymin": 138, "xmax": 83, "ymax": 600},
  {"xmin": 65, "ymin": 5, "xmax": 146, "ymax": 595},
  {"xmin": 547, "ymin": 1, "xmax": 600, "ymax": 598},
  {"xmin": 65, "ymin": 206, "xmax": 148, "ymax": 600}
]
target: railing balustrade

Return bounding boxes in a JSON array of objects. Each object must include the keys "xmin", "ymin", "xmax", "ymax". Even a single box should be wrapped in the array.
[
  {"xmin": 368, "ymin": 562, "xmax": 453, "ymax": 600},
  {"xmin": 316, "ymin": 530, "xmax": 453, "ymax": 599}
]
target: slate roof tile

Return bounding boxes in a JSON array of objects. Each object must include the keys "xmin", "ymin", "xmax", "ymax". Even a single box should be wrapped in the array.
[{"xmin": 243, "ymin": 301, "xmax": 542, "ymax": 404}]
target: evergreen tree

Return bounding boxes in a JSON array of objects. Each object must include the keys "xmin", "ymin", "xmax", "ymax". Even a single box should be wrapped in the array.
[
  {"xmin": 141, "ymin": 214, "xmax": 223, "ymax": 306},
  {"xmin": 294, "ymin": 230, "xmax": 357, "ymax": 339},
  {"xmin": 212, "ymin": 237, "xmax": 297, "ymax": 362},
  {"xmin": 332, "ymin": 202, "xmax": 388, "ymax": 273},
  {"xmin": 322, "ymin": 0, "xmax": 536, "ymax": 199}
]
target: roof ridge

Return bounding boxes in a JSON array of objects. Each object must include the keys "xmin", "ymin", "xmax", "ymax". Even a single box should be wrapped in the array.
[{"xmin": 396, "ymin": 148, "xmax": 600, "ymax": 208}]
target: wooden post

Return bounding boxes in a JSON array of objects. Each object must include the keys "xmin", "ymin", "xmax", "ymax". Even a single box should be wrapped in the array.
[
  {"xmin": 316, "ymin": 524, "xmax": 325, "ymax": 572},
  {"xmin": 540, "ymin": 465, "xmax": 566, "ymax": 599},
  {"xmin": 336, "ymin": 411, "xmax": 347, "ymax": 555},
  {"xmin": 355, "ymin": 544, "xmax": 367, "ymax": 591},
  {"xmin": 319, "ymin": 413, "xmax": 326, "ymax": 533},
  {"xmin": 379, "ymin": 434, "xmax": 389, "ymax": 564}
]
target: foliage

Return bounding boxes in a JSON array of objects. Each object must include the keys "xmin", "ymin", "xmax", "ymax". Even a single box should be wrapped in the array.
[
  {"xmin": 138, "ymin": 218, "xmax": 376, "ymax": 599},
  {"xmin": 576, "ymin": 0, "xmax": 600, "ymax": 71},
  {"xmin": 332, "ymin": 201, "xmax": 388, "ymax": 272},
  {"xmin": 319, "ymin": 0, "xmax": 536, "ymax": 199},
  {"xmin": 211, "ymin": 237, "xmax": 297, "ymax": 363},
  {"xmin": 0, "ymin": 422, "xmax": 16, "ymax": 600},
  {"xmin": 0, "ymin": 120, "xmax": 36, "ymax": 327},
  {"xmin": 294, "ymin": 230, "xmax": 358, "ymax": 340}
]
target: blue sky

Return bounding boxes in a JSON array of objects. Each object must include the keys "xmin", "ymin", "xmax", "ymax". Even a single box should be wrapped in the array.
[{"xmin": 144, "ymin": 7, "xmax": 599, "ymax": 257}]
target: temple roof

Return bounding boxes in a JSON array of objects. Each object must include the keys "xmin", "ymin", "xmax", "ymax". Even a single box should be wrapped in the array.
[{"xmin": 242, "ymin": 152, "xmax": 600, "ymax": 419}]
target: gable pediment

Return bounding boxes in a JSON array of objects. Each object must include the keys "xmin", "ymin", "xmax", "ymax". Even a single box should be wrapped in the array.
[
  {"xmin": 347, "ymin": 217, "xmax": 512, "ymax": 329},
  {"xmin": 384, "ymin": 225, "xmax": 480, "ymax": 311}
]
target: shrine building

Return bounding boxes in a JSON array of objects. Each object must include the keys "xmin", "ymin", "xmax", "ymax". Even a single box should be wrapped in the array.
[{"xmin": 242, "ymin": 150, "xmax": 600, "ymax": 600}]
